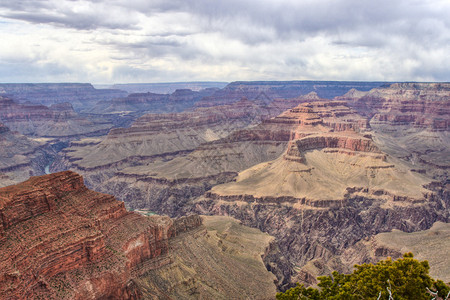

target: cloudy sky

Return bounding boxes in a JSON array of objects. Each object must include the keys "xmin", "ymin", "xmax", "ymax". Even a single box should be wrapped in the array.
[{"xmin": 0, "ymin": 0, "xmax": 449, "ymax": 83}]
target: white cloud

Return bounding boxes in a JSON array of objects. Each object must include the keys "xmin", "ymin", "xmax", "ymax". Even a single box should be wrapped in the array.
[{"xmin": 0, "ymin": 0, "xmax": 449, "ymax": 83}]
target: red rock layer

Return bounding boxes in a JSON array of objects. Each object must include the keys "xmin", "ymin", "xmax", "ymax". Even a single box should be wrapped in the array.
[
  {"xmin": 295, "ymin": 135, "xmax": 380, "ymax": 153},
  {"xmin": 341, "ymin": 83, "xmax": 450, "ymax": 131},
  {"xmin": 0, "ymin": 171, "xmax": 201, "ymax": 299}
]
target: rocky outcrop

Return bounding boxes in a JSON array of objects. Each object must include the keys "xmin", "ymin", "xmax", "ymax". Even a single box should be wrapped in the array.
[
  {"xmin": 0, "ymin": 96, "xmax": 113, "ymax": 138},
  {"xmin": 341, "ymin": 83, "xmax": 450, "ymax": 129},
  {"xmin": 0, "ymin": 171, "xmax": 203, "ymax": 299},
  {"xmin": 294, "ymin": 134, "xmax": 380, "ymax": 153},
  {"xmin": 195, "ymin": 188, "xmax": 449, "ymax": 290},
  {"xmin": 339, "ymin": 221, "xmax": 450, "ymax": 283},
  {"xmin": 0, "ymin": 172, "xmax": 279, "ymax": 299}
]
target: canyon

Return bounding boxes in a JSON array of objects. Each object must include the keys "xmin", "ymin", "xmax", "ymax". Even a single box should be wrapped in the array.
[
  {"xmin": 0, "ymin": 96, "xmax": 113, "ymax": 138},
  {"xmin": 0, "ymin": 122, "xmax": 53, "ymax": 187},
  {"xmin": 0, "ymin": 171, "xmax": 276, "ymax": 299},
  {"xmin": 1, "ymin": 80, "xmax": 449, "ymax": 297}
]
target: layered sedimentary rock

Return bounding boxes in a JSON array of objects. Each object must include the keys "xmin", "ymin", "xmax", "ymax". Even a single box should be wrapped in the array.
[
  {"xmin": 0, "ymin": 122, "xmax": 52, "ymax": 187},
  {"xmin": 0, "ymin": 96, "xmax": 112, "ymax": 138},
  {"xmin": 136, "ymin": 216, "xmax": 277, "ymax": 299},
  {"xmin": 54, "ymin": 97, "xmax": 300, "ymax": 189},
  {"xmin": 0, "ymin": 83, "xmax": 127, "ymax": 112},
  {"xmin": 0, "ymin": 172, "xmax": 276, "ymax": 299},
  {"xmin": 77, "ymin": 99, "xmax": 337, "ymax": 214},
  {"xmin": 338, "ymin": 82, "xmax": 450, "ymax": 179},
  {"xmin": 191, "ymin": 100, "xmax": 449, "ymax": 289},
  {"xmin": 91, "ymin": 88, "xmax": 218, "ymax": 115},
  {"xmin": 195, "ymin": 81, "xmax": 384, "ymax": 107},
  {"xmin": 0, "ymin": 171, "xmax": 172, "ymax": 299},
  {"xmin": 207, "ymin": 101, "xmax": 427, "ymax": 204}
]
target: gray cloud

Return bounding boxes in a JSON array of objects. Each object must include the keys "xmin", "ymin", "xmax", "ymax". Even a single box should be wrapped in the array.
[{"xmin": 0, "ymin": 0, "xmax": 449, "ymax": 82}]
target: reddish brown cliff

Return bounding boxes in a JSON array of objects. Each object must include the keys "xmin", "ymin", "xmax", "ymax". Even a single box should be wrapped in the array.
[
  {"xmin": 340, "ymin": 83, "xmax": 450, "ymax": 131},
  {"xmin": 0, "ymin": 171, "xmax": 201, "ymax": 299}
]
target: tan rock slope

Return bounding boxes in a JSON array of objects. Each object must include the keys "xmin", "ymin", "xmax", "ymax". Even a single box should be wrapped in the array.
[
  {"xmin": 210, "ymin": 101, "xmax": 431, "ymax": 205},
  {"xmin": 137, "ymin": 216, "xmax": 276, "ymax": 299},
  {"xmin": 340, "ymin": 222, "xmax": 450, "ymax": 283}
]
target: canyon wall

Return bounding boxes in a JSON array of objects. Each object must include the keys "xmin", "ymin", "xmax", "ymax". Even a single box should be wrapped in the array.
[
  {"xmin": 0, "ymin": 96, "xmax": 113, "ymax": 138},
  {"xmin": 0, "ymin": 171, "xmax": 196, "ymax": 299},
  {"xmin": 0, "ymin": 172, "xmax": 276, "ymax": 299}
]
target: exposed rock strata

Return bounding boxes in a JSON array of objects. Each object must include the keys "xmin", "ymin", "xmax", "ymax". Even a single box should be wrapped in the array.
[
  {"xmin": 338, "ymin": 82, "xmax": 450, "ymax": 180},
  {"xmin": 0, "ymin": 172, "xmax": 276, "ymax": 299},
  {"xmin": 339, "ymin": 221, "xmax": 450, "ymax": 283},
  {"xmin": 136, "ymin": 216, "xmax": 277, "ymax": 299},
  {"xmin": 0, "ymin": 171, "xmax": 199, "ymax": 299},
  {"xmin": 194, "ymin": 187, "xmax": 448, "ymax": 290},
  {"xmin": 0, "ymin": 122, "xmax": 53, "ymax": 187},
  {"xmin": 190, "ymin": 100, "xmax": 448, "ymax": 289},
  {"xmin": 0, "ymin": 96, "xmax": 112, "ymax": 138}
]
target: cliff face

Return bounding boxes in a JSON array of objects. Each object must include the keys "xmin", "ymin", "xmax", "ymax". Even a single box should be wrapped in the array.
[
  {"xmin": 53, "ymin": 97, "xmax": 305, "ymax": 199},
  {"xmin": 0, "ymin": 96, "xmax": 113, "ymax": 138},
  {"xmin": 0, "ymin": 172, "xmax": 277, "ymax": 299},
  {"xmin": 0, "ymin": 171, "xmax": 201, "ymax": 299},
  {"xmin": 338, "ymin": 83, "xmax": 450, "ymax": 179},
  {"xmin": 0, "ymin": 122, "xmax": 53, "ymax": 187}
]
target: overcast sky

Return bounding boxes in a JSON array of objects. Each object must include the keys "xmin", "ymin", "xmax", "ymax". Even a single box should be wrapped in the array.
[{"xmin": 0, "ymin": 0, "xmax": 449, "ymax": 83}]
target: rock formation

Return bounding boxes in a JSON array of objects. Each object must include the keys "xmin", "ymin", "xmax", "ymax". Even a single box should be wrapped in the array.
[
  {"xmin": 0, "ymin": 122, "xmax": 53, "ymax": 187},
  {"xmin": 19, "ymin": 81, "xmax": 449, "ymax": 292},
  {"xmin": 0, "ymin": 96, "xmax": 113, "ymax": 138},
  {"xmin": 192, "ymin": 98, "xmax": 449, "ymax": 289},
  {"xmin": 53, "ymin": 97, "xmax": 302, "ymax": 190},
  {"xmin": 0, "ymin": 172, "xmax": 275, "ymax": 299},
  {"xmin": 338, "ymin": 82, "xmax": 450, "ymax": 180},
  {"xmin": 111, "ymin": 82, "xmax": 227, "ymax": 94},
  {"xmin": 339, "ymin": 221, "xmax": 450, "ymax": 283}
]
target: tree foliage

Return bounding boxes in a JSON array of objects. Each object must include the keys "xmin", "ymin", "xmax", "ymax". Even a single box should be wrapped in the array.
[{"xmin": 276, "ymin": 253, "xmax": 450, "ymax": 300}]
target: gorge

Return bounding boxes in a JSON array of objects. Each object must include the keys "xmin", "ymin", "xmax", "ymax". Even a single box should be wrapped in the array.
[{"xmin": 0, "ymin": 81, "xmax": 449, "ymax": 297}]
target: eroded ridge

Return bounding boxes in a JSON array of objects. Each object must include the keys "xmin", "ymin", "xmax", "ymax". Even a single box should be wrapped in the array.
[{"xmin": 0, "ymin": 171, "xmax": 202, "ymax": 299}]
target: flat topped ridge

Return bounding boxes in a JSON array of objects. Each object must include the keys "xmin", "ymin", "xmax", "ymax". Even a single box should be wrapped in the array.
[
  {"xmin": 0, "ymin": 171, "xmax": 84, "ymax": 209},
  {"xmin": 387, "ymin": 82, "xmax": 450, "ymax": 90},
  {"xmin": 295, "ymin": 133, "xmax": 380, "ymax": 153}
]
